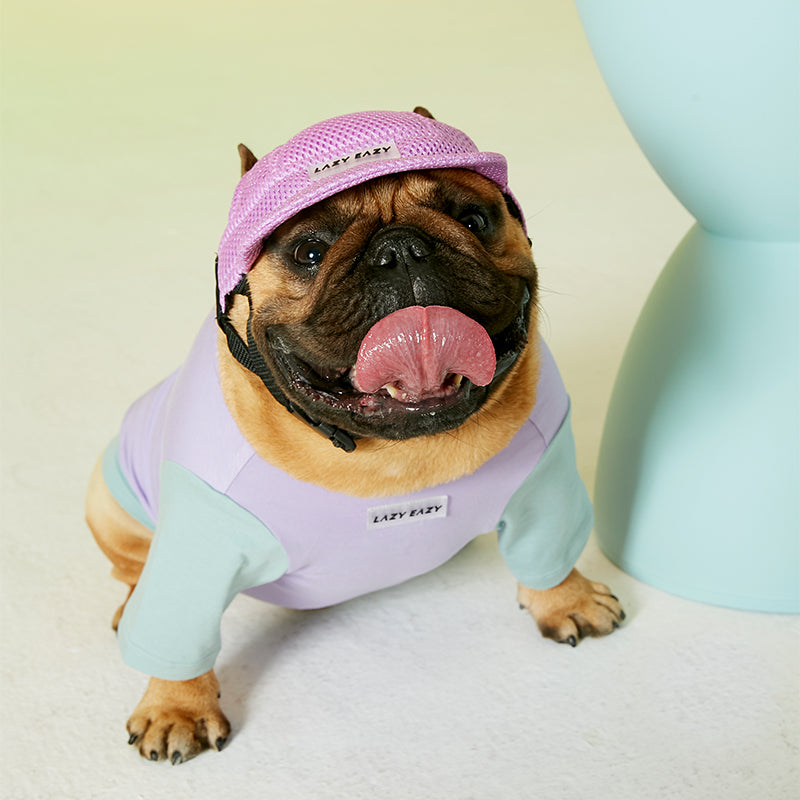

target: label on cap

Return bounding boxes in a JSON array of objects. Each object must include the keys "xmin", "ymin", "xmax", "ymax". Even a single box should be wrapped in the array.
[
  {"xmin": 366, "ymin": 495, "xmax": 448, "ymax": 529},
  {"xmin": 309, "ymin": 142, "xmax": 400, "ymax": 180}
]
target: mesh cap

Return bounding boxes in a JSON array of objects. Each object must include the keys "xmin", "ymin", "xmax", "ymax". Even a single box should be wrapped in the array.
[{"xmin": 217, "ymin": 110, "xmax": 524, "ymax": 310}]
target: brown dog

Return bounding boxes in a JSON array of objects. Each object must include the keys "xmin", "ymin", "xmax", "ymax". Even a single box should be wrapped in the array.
[{"xmin": 87, "ymin": 109, "xmax": 624, "ymax": 764}]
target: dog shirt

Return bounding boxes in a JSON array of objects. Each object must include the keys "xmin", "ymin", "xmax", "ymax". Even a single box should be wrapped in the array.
[{"xmin": 110, "ymin": 315, "xmax": 592, "ymax": 681}]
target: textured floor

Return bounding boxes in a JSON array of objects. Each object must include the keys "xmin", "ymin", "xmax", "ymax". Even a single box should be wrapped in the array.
[{"xmin": 2, "ymin": 1, "xmax": 798, "ymax": 798}]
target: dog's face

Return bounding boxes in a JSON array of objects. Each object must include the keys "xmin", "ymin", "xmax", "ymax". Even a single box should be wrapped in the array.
[{"xmin": 232, "ymin": 168, "xmax": 537, "ymax": 441}]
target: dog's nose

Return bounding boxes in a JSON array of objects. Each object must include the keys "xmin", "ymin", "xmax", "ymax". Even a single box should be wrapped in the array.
[{"xmin": 370, "ymin": 226, "xmax": 433, "ymax": 270}]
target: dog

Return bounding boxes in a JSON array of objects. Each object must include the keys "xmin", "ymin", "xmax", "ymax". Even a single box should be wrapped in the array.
[{"xmin": 86, "ymin": 108, "xmax": 624, "ymax": 764}]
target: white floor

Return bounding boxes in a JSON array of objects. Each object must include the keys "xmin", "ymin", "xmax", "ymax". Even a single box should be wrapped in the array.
[{"xmin": 2, "ymin": 1, "xmax": 797, "ymax": 798}]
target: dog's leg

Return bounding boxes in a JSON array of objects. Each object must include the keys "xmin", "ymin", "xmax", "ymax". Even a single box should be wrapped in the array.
[
  {"xmin": 87, "ymin": 458, "xmax": 232, "ymax": 763},
  {"xmin": 85, "ymin": 457, "xmax": 153, "ymax": 629},
  {"xmin": 126, "ymin": 670, "xmax": 231, "ymax": 764},
  {"xmin": 517, "ymin": 568, "xmax": 625, "ymax": 647}
]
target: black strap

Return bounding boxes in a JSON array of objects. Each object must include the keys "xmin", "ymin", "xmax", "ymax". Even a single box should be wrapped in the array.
[{"xmin": 215, "ymin": 259, "xmax": 357, "ymax": 453}]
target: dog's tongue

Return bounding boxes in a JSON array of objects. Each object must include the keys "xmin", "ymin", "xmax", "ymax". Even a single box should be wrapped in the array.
[{"xmin": 353, "ymin": 306, "xmax": 496, "ymax": 401}]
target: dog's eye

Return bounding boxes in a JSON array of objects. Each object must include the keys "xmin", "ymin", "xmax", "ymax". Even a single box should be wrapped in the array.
[
  {"xmin": 458, "ymin": 211, "xmax": 488, "ymax": 234},
  {"xmin": 293, "ymin": 239, "xmax": 328, "ymax": 268}
]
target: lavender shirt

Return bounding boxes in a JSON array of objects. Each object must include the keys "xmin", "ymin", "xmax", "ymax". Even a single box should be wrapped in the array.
[{"xmin": 113, "ymin": 315, "xmax": 592, "ymax": 680}]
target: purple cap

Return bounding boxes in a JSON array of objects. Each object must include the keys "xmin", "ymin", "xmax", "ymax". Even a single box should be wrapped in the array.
[{"xmin": 216, "ymin": 110, "xmax": 525, "ymax": 310}]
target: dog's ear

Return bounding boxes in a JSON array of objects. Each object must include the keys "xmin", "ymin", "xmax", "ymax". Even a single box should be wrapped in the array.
[
  {"xmin": 237, "ymin": 143, "xmax": 258, "ymax": 176},
  {"xmin": 413, "ymin": 106, "xmax": 435, "ymax": 120}
]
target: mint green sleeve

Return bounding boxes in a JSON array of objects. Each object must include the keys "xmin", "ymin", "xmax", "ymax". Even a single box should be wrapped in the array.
[
  {"xmin": 117, "ymin": 461, "xmax": 289, "ymax": 681},
  {"xmin": 497, "ymin": 406, "xmax": 593, "ymax": 590}
]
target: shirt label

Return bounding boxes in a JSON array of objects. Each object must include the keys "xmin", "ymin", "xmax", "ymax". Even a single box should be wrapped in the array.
[
  {"xmin": 367, "ymin": 495, "xmax": 449, "ymax": 529},
  {"xmin": 308, "ymin": 142, "xmax": 400, "ymax": 180}
]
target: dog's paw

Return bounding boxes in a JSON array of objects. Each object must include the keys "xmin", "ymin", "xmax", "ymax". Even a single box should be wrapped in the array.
[
  {"xmin": 517, "ymin": 568, "xmax": 625, "ymax": 647},
  {"xmin": 126, "ymin": 670, "xmax": 231, "ymax": 764}
]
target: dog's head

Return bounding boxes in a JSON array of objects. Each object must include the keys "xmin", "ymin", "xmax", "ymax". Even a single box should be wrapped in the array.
[{"xmin": 217, "ymin": 110, "xmax": 537, "ymax": 446}]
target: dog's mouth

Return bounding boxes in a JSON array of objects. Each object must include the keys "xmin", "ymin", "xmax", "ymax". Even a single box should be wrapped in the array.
[
  {"xmin": 265, "ymin": 293, "xmax": 529, "ymax": 438},
  {"xmin": 278, "ymin": 353, "xmax": 476, "ymax": 415}
]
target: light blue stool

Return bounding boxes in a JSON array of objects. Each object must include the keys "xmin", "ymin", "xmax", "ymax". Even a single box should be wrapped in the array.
[{"xmin": 575, "ymin": 0, "xmax": 799, "ymax": 612}]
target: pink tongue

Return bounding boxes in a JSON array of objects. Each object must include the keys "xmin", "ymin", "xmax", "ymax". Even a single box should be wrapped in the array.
[{"xmin": 354, "ymin": 306, "xmax": 496, "ymax": 400}]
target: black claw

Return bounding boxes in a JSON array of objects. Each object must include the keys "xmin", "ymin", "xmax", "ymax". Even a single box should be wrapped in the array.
[
  {"xmin": 171, "ymin": 751, "xmax": 183, "ymax": 766},
  {"xmin": 612, "ymin": 621, "xmax": 619, "ymax": 630},
  {"xmin": 610, "ymin": 594, "xmax": 619, "ymax": 601},
  {"xmin": 128, "ymin": 733, "xmax": 138, "ymax": 745},
  {"xmin": 149, "ymin": 750, "xmax": 159, "ymax": 761},
  {"xmin": 216, "ymin": 737, "xmax": 228, "ymax": 752},
  {"xmin": 620, "ymin": 610, "xmax": 627, "ymax": 621},
  {"xmin": 566, "ymin": 635, "xmax": 577, "ymax": 647},
  {"xmin": 518, "ymin": 603, "xmax": 526, "ymax": 610}
]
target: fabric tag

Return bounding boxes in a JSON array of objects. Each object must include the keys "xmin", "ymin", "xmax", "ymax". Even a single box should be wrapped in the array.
[
  {"xmin": 367, "ymin": 495, "xmax": 449, "ymax": 529},
  {"xmin": 308, "ymin": 142, "xmax": 400, "ymax": 180}
]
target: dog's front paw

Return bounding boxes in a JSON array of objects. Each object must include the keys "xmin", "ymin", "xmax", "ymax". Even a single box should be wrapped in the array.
[
  {"xmin": 517, "ymin": 568, "xmax": 625, "ymax": 647},
  {"xmin": 126, "ymin": 670, "xmax": 231, "ymax": 764}
]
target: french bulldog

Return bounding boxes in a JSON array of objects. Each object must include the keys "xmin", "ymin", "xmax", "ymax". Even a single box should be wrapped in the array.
[{"xmin": 87, "ymin": 108, "xmax": 624, "ymax": 764}]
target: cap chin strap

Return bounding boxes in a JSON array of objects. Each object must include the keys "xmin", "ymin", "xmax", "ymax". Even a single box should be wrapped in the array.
[{"xmin": 214, "ymin": 258, "xmax": 357, "ymax": 453}]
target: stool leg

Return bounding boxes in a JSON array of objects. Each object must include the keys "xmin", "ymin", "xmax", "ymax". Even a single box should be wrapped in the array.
[{"xmin": 595, "ymin": 227, "xmax": 799, "ymax": 611}]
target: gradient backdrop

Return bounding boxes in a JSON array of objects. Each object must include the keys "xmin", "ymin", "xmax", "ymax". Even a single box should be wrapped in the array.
[{"xmin": 16, "ymin": 4, "xmax": 795, "ymax": 800}]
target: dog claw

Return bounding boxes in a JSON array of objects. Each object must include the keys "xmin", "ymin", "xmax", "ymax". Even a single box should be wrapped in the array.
[
  {"xmin": 216, "ymin": 737, "xmax": 228, "ymax": 752},
  {"xmin": 566, "ymin": 635, "xmax": 577, "ymax": 647},
  {"xmin": 149, "ymin": 750, "xmax": 159, "ymax": 761},
  {"xmin": 128, "ymin": 733, "xmax": 138, "ymax": 745},
  {"xmin": 171, "ymin": 751, "xmax": 183, "ymax": 765}
]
